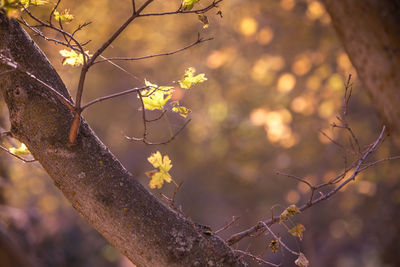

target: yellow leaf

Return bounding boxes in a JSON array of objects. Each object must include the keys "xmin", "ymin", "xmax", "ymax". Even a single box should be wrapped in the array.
[
  {"xmin": 54, "ymin": 9, "xmax": 74, "ymax": 23},
  {"xmin": 146, "ymin": 151, "xmax": 173, "ymax": 189},
  {"xmin": 269, "ymin": 239, "xmax": 279, "ymax": 253},
  {"xmin": 9, "ymin": 143, "xmax": 30, "ymax": 157},
  {"xmin": 1, "ymin": 0, "xmax": 47, "ymax": 18},
  {"xmin": 198, "ymin": 15, "xmax": 209, "ymax": 29},
  {"xmin": 279, "ymin": 204, "xmax": 300, "ymax": 222},
  {"xmin": 181, "ymin": 0, "xmax": 199, "ymax": 11},
  {"xmin": 172, "ymin": 103, "xmax": 192, "ymax": 118},
  {"xmin": 178, "ymin": 67, "xmax": 207, "ymax": 89},
  {"xmin": 141, "ymin": 79, "xmax": 174, "ymax": 111},
  {"xmin": 295, "ymin": 253, "xmax": 309, "ymax": 267},
  {"xmin": 59, "ymin": 49, "xmax": 90, "ymax": 66},
  {"xmin": 288, "ymin": 224, "xmax": 306, "ymax": 240}
]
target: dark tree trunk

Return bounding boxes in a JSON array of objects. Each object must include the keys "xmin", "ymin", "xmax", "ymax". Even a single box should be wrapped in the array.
[
  {"xmin": 0, "ymin": 14, "xmax": 244, "ymax": 267},
  {"xmin": 321, "ymin": 0, "xmax": 400, "ymax": 148}
]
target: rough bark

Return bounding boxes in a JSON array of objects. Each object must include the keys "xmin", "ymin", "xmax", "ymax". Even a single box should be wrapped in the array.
[
  {"xmin": 0, "ymin": 15, "xmax": 245, "ymax": 267},
  {"xmin": 321, "ymin": 0, "xmax": 400, "ymax": 148}
]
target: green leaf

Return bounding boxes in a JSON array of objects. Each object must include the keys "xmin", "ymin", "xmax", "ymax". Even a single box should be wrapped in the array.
[
  {"xmin": 146, "ymin": 151, "xmax": 173, "ymax": 189},
  {"xmin": 288, "ymin": 224, "xmax": 306, "ymax": 240},
  {"xmin": 181, "ymin": 0, "xmax": 199, "ymax": 11},
  {"xmin": 178, "ymin": 67, "xmax": 207, "ymax": 89},
  {"xmin": 54, "ymin": 9, "xmax": 74, "ymax": 23},
  {"xmin": 9, "ymin": 143, "xmax": 30, "ymax": 157}
]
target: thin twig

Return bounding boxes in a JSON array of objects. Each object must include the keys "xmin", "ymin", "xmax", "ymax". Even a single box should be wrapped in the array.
[
  {"xmin": 215, "ymin": 215, "xmax": 242, "ymax": 234},
  {"xmin": 81, "ymin": 86, "xmax": 149, "ymax": 111},
  {"xmin": 227, "ymin": 126, "xmax": 388, "ymax": 245},
  {"xmin": 233, "ymin": 249, "xmax": 281, "ymax": 267},
  {"xmin": 125, "ymin": 119, "xmax": 191, "ymax": 145},
  {"xmin": 93, "ymin": 37, "xmax": 213, "ymax": 64}
]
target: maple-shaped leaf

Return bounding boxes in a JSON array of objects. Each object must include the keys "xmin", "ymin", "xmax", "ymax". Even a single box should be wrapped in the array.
[
  {"xmin": 54, "ymin": 9, "xmax": 74, "ymax": 23},
  {"xmin": 59, "ymin": 49, "xmax": 90, "ymax": 66},
  {"xmin": 9, "ymin": 143, "xmax": 30, "ymax": 157},
  {"xmin": 279, "ymin": 204, "xmax": 300, "ymax": 222},
  {"xmin": 295, "ymin": 253, "xmax": 309, "ymax": 267},
  {"xmin": 181, "ymin": 0, "xmax": 199, "ymax": 11},
  {"xmin": 178, "ymin": 67, "xmax": 207, "ymax": 89},
  {"xmin": 146, "ymin": 151, "xmax": 173, "ymax": 189},
  {"xmin": 288, "ymin": 224, "xmax": 306, "ymax": 240},
  {"xmin": 141, "ymin": 80, "xmax": 174, "ymax": 110}
]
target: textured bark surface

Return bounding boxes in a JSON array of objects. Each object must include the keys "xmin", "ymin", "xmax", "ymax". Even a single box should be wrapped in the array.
[
  {"xmin": 322, "ymin": 0, "xmax": 400, "ymax": 147},
  {"xmin": 0, "ymin": 15, "xmax": 245, "ymax": 267}
]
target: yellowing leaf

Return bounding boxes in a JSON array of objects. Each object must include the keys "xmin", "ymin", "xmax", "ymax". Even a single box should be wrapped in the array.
[
  {"xmin": 198, "ymin": 15, "xmax": 209, "ymax": 29},
  {"xmin": 172, "ymin": 103, "xmax": 192, "ymax": 118},
  {"xmin": 9, "ymin": 143, "xmax": 30, "ymax": 157},
  {"xmin": 179, "ymin": 67, "xmax": 207, "ymax": 89},
  {"xmin": 288, "ymin": 224, "xmax": 306, "ymax": 240},
  {"xmin": 54, "ymin": 9, "xmax": 74, "ymax": 23},
  {"xmin": 1, "ymin": 0, "xmax": 47, "ymax": 18},
  {"xmin": 295, "ymin": 253, "xmax": 309, "ymax": 267},
  {"xmin": 181, "ymin": 0, "xmax": 199, "ymax": 11},
  {"xmin": 279, "ymin": 204, "xmax": 300, "ymax": 222},
  {"xmin": 269, "ymin": 239, "xmax": 279, "ymax": 253},
  {"xmin": 146, "ymin": 151, "xmax": 173, "ymax": 189},
  {"xmin": 59, "ymin": 49, "xmax": 90, "ymax": 66},
  {"xmin": 141, "ymin": 80, "xmax": 174, "ymax": 111}
]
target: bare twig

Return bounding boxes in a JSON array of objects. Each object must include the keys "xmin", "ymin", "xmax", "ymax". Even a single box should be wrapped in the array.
[
  {"xmin": 227, "ymin": 126, "xmax": 388, "ymax": 245},
  {"xmin": 93, "ymin": 36, "xmax": 213, "ymax": 64},
  {"xmin": 81, "ymin": 86, "xmax": 149, "ymax": 111},
  {"xmin": 125, "ymin": 119, "xmax": 191, "ymax": 145},
  {"xmin": 233, "ymin": 249, "xmax": 281, "ymax": 267},
  {"xmin": 138, "ymin": 0, "xmax": 224, "ymax": 17},
  {"xmin": 215, "ymin": 215, "xmax": 242, "ymax": 234}
]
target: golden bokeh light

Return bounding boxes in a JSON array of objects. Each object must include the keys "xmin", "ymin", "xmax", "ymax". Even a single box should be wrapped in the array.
[
  {"xmin": 280, "ymin": 0, "xmax": 295, "ymax": 11},
  {"xmin": 306, "ymin": 1, "xmax": 326, "ymax": 20},
  {"xmin": 285, "ymin": 189, "xmax": 300, "ymax": 204},
  {"xmin": 239, "ymin": 17, "xmax": 258, "ymax": 36},
  {"xmin": 292, "ymin": 54, "xmax": 312, "ymax": 76},
  {"xmin": 206, "ymin": 48, "xmax": 237, "ymax": 69},
  {"xmin": 291, "ymin": 94, "xmax": 315, "ymax": 115},
  {"xmin": 256, "ymin": 27, "xmax": 274, "ymax": 45},
  {"xmin": 277, "ymin": 73, "xmax": 296, "ymax": 92},
  {"xmin": 318, "ymin": 100, "xmax": 336, "ymax": 118},
  {"xmin": 250, "ymin": 108, "xmax": 297, "ymax": 147},
  {"xmin": 306, "ymin": 75, "xmax": 322, "ymax": 91}
]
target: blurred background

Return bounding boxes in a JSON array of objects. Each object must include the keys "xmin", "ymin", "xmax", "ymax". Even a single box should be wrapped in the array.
[{"xmin": 1, "ymin": 0, "xmax": 399, "ymax": 266}]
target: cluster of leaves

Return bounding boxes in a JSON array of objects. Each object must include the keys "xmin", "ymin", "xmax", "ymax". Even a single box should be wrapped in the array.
[
  {"xmin": 0, "ymin": 0, "xmax": 46, "ymax": 18},
  {"xmin": 139, "ymin": 67, "xmax": 206, "ymax": 118}
]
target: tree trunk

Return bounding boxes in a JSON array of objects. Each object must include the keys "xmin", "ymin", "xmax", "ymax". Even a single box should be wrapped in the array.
[
  {"xmin": 321, "ymin": 0, "xmax": 400, "ymax": 147},
  {"xmin": 0, "ymin": 15, "xmax": 244, "ymax": 267}
]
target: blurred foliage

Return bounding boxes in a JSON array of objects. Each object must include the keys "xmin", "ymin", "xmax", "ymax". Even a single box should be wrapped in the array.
[{"xmin": 0, "ymin": 0, "xmax": 399, "ymax": 266}]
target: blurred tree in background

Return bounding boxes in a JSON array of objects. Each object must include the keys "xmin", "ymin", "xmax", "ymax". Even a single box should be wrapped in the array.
[{"xmin": 0, "ymin": 0, "xmax": 399, "ymax": 266}]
